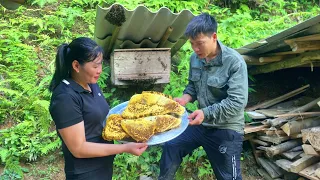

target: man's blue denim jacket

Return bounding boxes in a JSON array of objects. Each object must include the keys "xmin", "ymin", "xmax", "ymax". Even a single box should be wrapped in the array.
[{"xmin": 183, "ymin": 41, "xmax": 248, "ymax": 134}]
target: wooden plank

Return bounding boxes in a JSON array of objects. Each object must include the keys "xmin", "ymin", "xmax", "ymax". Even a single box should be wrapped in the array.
[
  {"xmin": 281, "ymin": 117, "xmax": 320, "ymax": 136},
  {"xmin": 298, "ymin": 162, "xmax": 320, "ymax": 180},
  {"xmin": 302, "ymin": 144, "xmax": 320, "ymax": 156},
  {"xmin": 258, "ymin": 135, "xmax": 290, "ymax": 145},
  {"xmin": 269, "ymin": 97, "xmax": 320, "ymax": 127},
  {"xmin": 282, "ymin": 150, "xmax": 304, "ymax": 160},
  {"xmin": 288, "ymin": 145, "xmax": 303, "ymax": 152},
  {"xmin": 256, "ymin": 109, "xmax": 289, "ymax": 117},
  {"xmin": 276, "ymin": 112, "xmax": 320, "ymax": 118},
  {"xmin": 301, "ymin": 127, "xmax": 320, "ymax": 151},
  {"xmin": 258, "ymin": 157, "xmax": 284, "ymax": 178},
  {"xmin": 259, "ymin": 55, "xmax": 288, "ymax": 63},
  {"xmin": 290, "ymin": 155, "xmax": 320, "ymax": 173},
  {"xmin": 249, "ymin": 51, "xmax": 320, "ymax": 75},
  {"xmin": 265, "ymin": 139, "xmax": 302, "ymax": 157},
  {"xmin": 246, "ymin": 84, "xmax": 310, "ymax": 111},
  {"xmin": 276, "ymin": 159, "xmax": 292, "ymax": 171},
  {"xmin": 244, "ymin": 124, "xmax": 268, "ymax": 134},
  {"xmin": 246, "ymin": 111, "xmax": 267, "ymax": 119}
]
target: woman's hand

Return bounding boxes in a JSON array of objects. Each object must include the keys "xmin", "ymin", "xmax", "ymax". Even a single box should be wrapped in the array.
[{"xmin": 124, "ymin": 143, "xmax": 148, "ymax": 156}]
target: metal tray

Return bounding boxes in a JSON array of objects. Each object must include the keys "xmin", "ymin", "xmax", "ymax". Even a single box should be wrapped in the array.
[{"xmin": 104, "ymin": 101, "xmax": 189, "ymax": 145}]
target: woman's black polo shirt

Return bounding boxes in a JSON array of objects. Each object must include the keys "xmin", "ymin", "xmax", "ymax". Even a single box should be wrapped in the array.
[{"xmin": 49, "ymin": 78, "xmax": 114, "ymax": 175}]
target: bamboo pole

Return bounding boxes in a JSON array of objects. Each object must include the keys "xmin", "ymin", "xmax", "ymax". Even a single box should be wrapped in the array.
[{"xmin": 157, "ymin": 26, "xmax": 173, "ymax": 48}]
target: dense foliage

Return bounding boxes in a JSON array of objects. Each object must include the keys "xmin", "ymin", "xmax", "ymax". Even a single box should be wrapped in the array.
[{"xmin": 0, "ymin": 0, "xmax": 319, "ymax": 179}]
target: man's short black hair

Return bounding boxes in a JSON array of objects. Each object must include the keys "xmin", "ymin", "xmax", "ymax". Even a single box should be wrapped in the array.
[{"xmin": 185, "ymin": 13, "xmax": 217, "ymax": 39}]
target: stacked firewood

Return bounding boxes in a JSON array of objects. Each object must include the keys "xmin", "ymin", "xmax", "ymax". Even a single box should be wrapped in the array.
[{"xmin": 244, "ymin": 84, "xmax": 320, "ymax": 180}]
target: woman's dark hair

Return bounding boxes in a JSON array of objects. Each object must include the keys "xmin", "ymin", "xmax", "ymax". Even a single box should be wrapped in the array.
[
  {"xmin": 49, "ymin": 37, "xmax": 103, "ymax": 91},
  {"xmin": 185, "ymin": 13, "xmax": 218, "ymax": 39}
]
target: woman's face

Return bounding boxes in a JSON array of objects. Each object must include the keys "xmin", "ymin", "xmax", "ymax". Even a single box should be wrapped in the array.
[{"xmin": 77, "ymin": 53, "xmax": 103, "ymax": 84}]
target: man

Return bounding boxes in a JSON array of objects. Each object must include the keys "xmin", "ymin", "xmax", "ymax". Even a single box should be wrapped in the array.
[{"xmin": 159, "ymin": 13, "xmax": 248, "ymax": 180}]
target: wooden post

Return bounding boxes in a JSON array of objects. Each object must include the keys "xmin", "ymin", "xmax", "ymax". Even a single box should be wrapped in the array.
[{"xmin": 157, "ymin": 26, "xmax": 173, "ymax": 48}]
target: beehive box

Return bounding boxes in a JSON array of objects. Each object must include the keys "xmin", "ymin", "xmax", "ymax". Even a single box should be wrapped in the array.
[{"xmin": 110, "ymin": 48, "xmax": 171, "ymax": 85}]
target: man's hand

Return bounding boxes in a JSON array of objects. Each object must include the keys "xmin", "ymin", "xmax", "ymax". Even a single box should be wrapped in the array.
[{"xmin": 188, "ymin": 110, "xmax": 204, "ymax": 125}]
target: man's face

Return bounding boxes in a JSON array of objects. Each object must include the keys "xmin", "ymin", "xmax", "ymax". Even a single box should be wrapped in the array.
[{"xmin": 189, "ymin": 33, "xmax": 217, "ymax": 59}]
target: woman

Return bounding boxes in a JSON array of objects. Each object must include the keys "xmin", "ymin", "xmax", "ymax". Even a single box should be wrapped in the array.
[{"xmin": 49, "ymin": 37, "xmax": 148, "ymax": 180}]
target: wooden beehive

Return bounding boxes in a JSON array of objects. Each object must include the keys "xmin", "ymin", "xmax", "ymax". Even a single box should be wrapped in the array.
[{"xmin": 110, "ymin": 48, "xmax": 171, "ymax": 85}]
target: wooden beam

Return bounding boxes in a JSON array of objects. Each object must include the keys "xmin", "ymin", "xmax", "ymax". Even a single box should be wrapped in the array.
[
  {"xmin": 249, "ymin": 51, "xmax": 320, "ymax": 75},
  {"xmin": 276, "ymin": 112, "xmax": 320, "ymax": 118},
  {"xmin": 276, "ymin": 159, "xmax": 292, "ymax": 171},
  {"xmin": 281, "ymin": 117, "xmax": 320, "ymax": 136},
  {"xmin": 286, "ymin": 41, "xmax": 320, "ymax": 52},
  {"xmin": 242, "ymin": 55, "xmax": 267, "ymax": 65},
  {"xmin": 302, "ymin": 144, "xmax": 320, "ymax": 156},
  {"xmin": 290, "ymin": 155, "xmax": 320, "ymax": 173},
  {"xmin": 246, "ymin": 84, "xmax": 310, "ymax": 111},
  {"xmin": 268, "ymin": 96, "xmax": 320, "ymax": 127},
  {"xmin": 259, "ymin": 55, "xmax": 286, "ymax": 63},
  {"xmin": 256, "ymin": 109, "xmax": 289, "ymax": 117},
  {"xmin": 265, "ymin": 139, "xmax": 301, "ymax": 157},
  {"xmin": 285, "ymin": 34, "xmax": 320, "ymax": 43}
]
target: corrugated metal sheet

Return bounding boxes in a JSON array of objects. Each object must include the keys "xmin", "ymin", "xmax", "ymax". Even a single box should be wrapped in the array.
[
  {"xmin": 94, "ymin": 3, "xmax": 195, "ymax": 56},
  {"xmin": 236, "ymin": 15, "xmax": 320, "ymax": 56}
]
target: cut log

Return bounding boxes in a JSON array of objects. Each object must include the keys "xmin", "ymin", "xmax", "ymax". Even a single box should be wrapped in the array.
[
  {"xmin": 259, "ymin": 55, "xmax": 288, "ymax": 63},
  {"xmin": 246, "ymin": 111, "xmax": 267, "ymax": 119},
  {"xmin": 290, "ymin": 155, "xmax": 320, "ymax": 173},
  {"xmin": 264, "ymin": 129, "xmax": 286, "ymax": 136},
  {"xmin": 302, "ymin": 144, "xmax": 320, "ymax": 156},
  {"xmin": 298, "ymin": 162, "xmax": 320, "ymax": 180},
  {"xmin": 258, "ymin": 135, "xmax": 290, "ymax": 145},
  {"xmin": 301, "ymin": 127, "xmax": 320, "ymax": 151},
  {"xmin": 251, "ymin": 138, "xmax": 270, "ymax": 146},
  {"xmin": 281, "ymin": 117, "xmax": 320, "ymax": 136},
  {"xmin": 246, "ymin": 84, "xmax": 310, "ymax": 111},
  {"xmin": 249, "ymin": 51, "xmax": 320, "ymax": 75},
  {"xmin": 287, "ymin": 41, "xmax": 320, "ymax": 52},
  {"xmin": 282, "ymin": 150, "xmax": 304, "ymax": 160},
  {"xmin": 268, "ymin": 97, "xmax": 320, "ymax": 127},
  {"xmin": 265, "ymin": 139, "xmax": 302, "ymax": 157},
  {"xmin": 257, "ymin": 168, "xmax": 273, "ymax": 180},
  {"xmin": 242, "ymin": 55, "xmax": 265, "ymax": 65},
  {"xmin": 257, "ymin": 157, "xmax": 284, "ymax": 178},
  {"xmin": 276, "ymin": 159, "xmax": 292, "ymax": 171}
]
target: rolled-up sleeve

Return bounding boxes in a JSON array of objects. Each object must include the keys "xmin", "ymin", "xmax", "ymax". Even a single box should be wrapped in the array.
[{"xmin": 202, "ymin": 59, "xmax": 248, "ymax": 124}]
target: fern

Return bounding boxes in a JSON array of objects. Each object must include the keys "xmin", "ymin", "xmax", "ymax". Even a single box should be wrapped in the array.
[{"xmin": 0, "ymin": 148, "xmax": 9, "ymax": 163}]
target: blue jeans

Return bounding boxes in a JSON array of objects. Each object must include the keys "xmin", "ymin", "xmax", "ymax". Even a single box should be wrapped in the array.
[{"xmin": 159, "ymin": 125, "xmax": 243, "ymax": 180}]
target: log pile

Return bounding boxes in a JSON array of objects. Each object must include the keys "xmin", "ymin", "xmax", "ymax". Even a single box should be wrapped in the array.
[{"xmin": 244, "ymin": 84, "xmax": 320, "ymax": 179}]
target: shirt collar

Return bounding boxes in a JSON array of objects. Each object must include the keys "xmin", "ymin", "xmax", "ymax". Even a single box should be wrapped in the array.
[
  {"xmin": 63, "ymin": 78, "xmax": 91, "ymax": 93},
  {"xmin": 199, "ymin": 40, "xmax": 226, "ymax": 67}
]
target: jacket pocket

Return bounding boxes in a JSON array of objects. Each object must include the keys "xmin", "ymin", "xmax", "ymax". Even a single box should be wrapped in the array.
[
  {"xmin": 207, "ymin": 76, "xmax": 228, "ymax": 99},
  {"xmin": 190, "ymin": 68, "xmax": 201, "ymax": 82}
]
